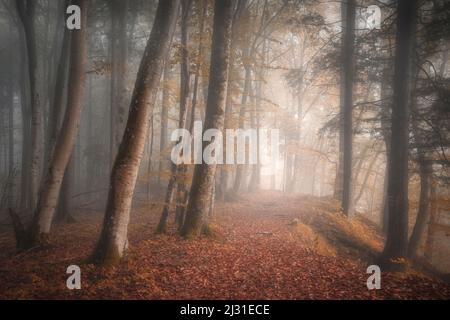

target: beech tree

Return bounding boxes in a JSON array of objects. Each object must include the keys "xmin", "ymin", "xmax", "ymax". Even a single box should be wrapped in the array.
[
  {"xmin": 10, "ymin": 0, "xmax": 88, "ymax": 249},
  {"xmin": 157, "ymin": 0, "xmax": 192, "ymax": 234},
  {"xmin": 109, "ymin": 0, "xmax": 129, "ymax": 165},
  {"xmin": 16, "ymin": 0, "xmax": 43, "ymax": 209},
  {"xmin": 380, "ymin": 0, "xmax": 418, "ymax": 267},
  {"xmin": 340, "ymin": 0, "xmax": 355, "ymax": 216},
  {"xmin": 181, "ymin": 0, "xmax": 235, "ymax": 238},
  {"xmin": 92, "ymin": 0, "xmax": 180, "ymax": 265},
  {"xmin": 335, "ymin": 0, "xmax": 356, "ymax": 216}
]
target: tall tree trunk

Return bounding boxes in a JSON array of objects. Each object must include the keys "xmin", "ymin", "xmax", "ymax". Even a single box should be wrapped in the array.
[
  {"xmin": 55, "ymin": 153, "xmax": 75, "ymax": 223},
  {"xmin": 147, "ymin": 114, "xmax": 154, "ymax": 201},
  {"xmin": 19, "ymin": 29, "xmax": 31, "ymax": 209},
  {"xmin": 407, "ymin": 160, "xmax": 431, "ymax": 258},
  {"xmin": 290, "ymin": 36, "xmax": 307, "ymax": 193},
  {"xmin": 380, "ymin": 153, "xmax": 390, "ymax": 231},
  {"xmin": 8, "ymin": 20, "xmax": 15, "ymax": 207},
  {"xmin": 110, "ymin": 0, "xmax": 130, "ymax": 166},
  {"xmin": 85, "ymin": 74, "xmax": 96, "ymax": 200},
  {"xmin": 218, "ymin": 75, "xmax": 234, "ymax": 201},
  {"xmin": 407, "ymin": 66, "xmax": 432, "ymax": 258},
  {"xmin": 380, "ymin": 0, "xmax": 417, "ymax": 266},
  {"xmin": 45, "ymin": 1, "xmax": 69, "ymax": 168},
  {"xmin": 181, "ymin": 0, "xmax": 235, "ymax": 238},
  {"xmin": 47, "ymin": 26, "xmax": 71, "ymax": 164},
  {"xmin": 424, "ymin": 180, "xmax": 436, "ymax": 262},
  {"xmin": 290, "ymin": 97, "xmax": 303, "ymax": 192},
  {"xmin": 189, "ymin": 0, "xmax": 207, "ymax": 132},
  {"xmin": 218, "ymin": 0, "xmax": 247, "ymax": 200},
  {"xmin": 157, "ymin": 162, "xmax": 178, "ymax": 234},
  {"xmin": 157, "ymin": 0, "xmax": 192, "ymax": 234},
  {"xmin": 379, "ymin": 4, "xmax": 394, "ymax": 232},
  {"xmin": 22, "ymin": 0, "xmax": 88, "ymax": 248},
  {"xmin": 380, "ymin": 86, "xmax": 392, "ymax": 232},
  {"xmin": 341, "ymin": 0, "xmax": 355, "ymax": 216},
  {"xmin": 248, "ymin": 40, "xmax": 266, "ymax": 192},
  {"xmin": 232, "ymin": 65, "xmax": 251, "ymax": 195},
  {"xmin": 174, "ymin": 0, "xmax": 192, "ymax": 229},
  {"xmin": 92, "ymin": 0, "xmax": 180, "ymax": 265},
  {"xmin": 158, "ymin": 63, "xmax": 171, "ymax": 185},
  {"xmin": 16, "ymin": 0, "xmax": 43, "ymax": 210}
]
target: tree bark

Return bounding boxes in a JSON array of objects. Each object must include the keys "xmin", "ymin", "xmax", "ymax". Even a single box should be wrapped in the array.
[
  {"xmin": 157, "ymin": 162, "xmax": 178, "ymax": 234},
  {"xmin": 8, "ymin": 20, "xmax": 15, "ymax": 208},
  {"xmin": 379, "ymin": 7, "xmax": 394, "ymax": 232},
  {"xmin": 158, "ymin": 63, "xmax": 171, "ymax": 185},
  {"xmin": 218, "ymin": 74, "xmax": 234, "ymax": 201},
  {"xmin": 407, "ymin": 67, "xmax": 431, "ymax": 258},
  {"xmin": 407, "ymin": 160, "xmax": 431, "ymax": 258},
  {"xmin": 55, "ymin": 153, "xmax": 76, "ymax": 223},
  {"xmin": 47, "ymin": 25, "xmax": 71, "ymax": 164},
  {"xmin": 189, "ymin": 0, "xmax": 207, "ymax": 133},
  {"xmin": 174, "ymin": 0, "xmax": 192, "ymax": 230},
  {"xmin": 156, "ymin": 0, "xmax": 192, "ymax": 234},
  {"xmin": 24, "ymin": 0, "xmax": 88, "ymax": 247},
  {"xmin": 16, "ymin": 0, "xmax": 43, "ymax": 210},
  {"xmin": 45, "ymin": 1, "xmax": 70, "ymax": 168},
  {"xmin": 19, "ymin": 29, "xmax": 31, "ymax": 209},
  {"xmin": 92, "ymin": 0, "xmax": 180, "ymax": 265},
  {"xmin": 248, "ymin": 38, "xmax": 267, "ymax": 193},
  {"xmin": 218, "ymin": 0, "xmax": 247, "ymax": 200},
  {"xmin": 147, "ymin": 114, "xmax": 154, "ymax": 201},
  {"xmin": 424, "ymin": 180, "xmax": 436, "ymax": 262},
  {"xmin": 181, "ymin": 0, "xmax": 235, "ymax": 238},
  {"xmin": 110, "ymin": 0, "xmax": 130, "ymax": 166},
  {"xmin": 340, "ymin": 0, "xmax": 355, "ymax": 216},
  {"xmin": 232, "ymin": 65, "xmax": 251, "ymax": 195},
  {"xmin": 380, "ymin": 0, "xmax": 417, "ymax": 266}
]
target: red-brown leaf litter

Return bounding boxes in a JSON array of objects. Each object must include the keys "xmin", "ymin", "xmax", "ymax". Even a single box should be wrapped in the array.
[{"xmin": 0, "ymin": 192, "xmax": 449, "ymax": 299}]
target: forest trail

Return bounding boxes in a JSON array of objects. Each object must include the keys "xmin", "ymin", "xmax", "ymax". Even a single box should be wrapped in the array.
[{"xmin": 0, "ymin": 191, "xmax": 449, "ymax": 299}]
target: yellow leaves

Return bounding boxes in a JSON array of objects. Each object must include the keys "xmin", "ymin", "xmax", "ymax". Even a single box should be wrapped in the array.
[{"xmin": 293, "ymin": 222, "xmax": 336, "ymax": 257}]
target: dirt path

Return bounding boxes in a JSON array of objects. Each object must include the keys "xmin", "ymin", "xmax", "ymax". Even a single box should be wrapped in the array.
[{"xmin": 0, "ymin": 192, "xmax": 449, "ymax": 299}]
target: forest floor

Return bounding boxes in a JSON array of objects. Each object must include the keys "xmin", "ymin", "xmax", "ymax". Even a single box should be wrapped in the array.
[{"xmin": 0, "ymin": 191, "xmax": 449, "ymax": 299}]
